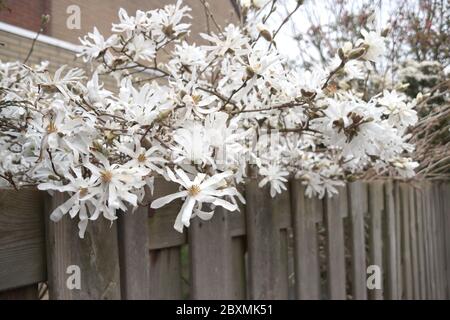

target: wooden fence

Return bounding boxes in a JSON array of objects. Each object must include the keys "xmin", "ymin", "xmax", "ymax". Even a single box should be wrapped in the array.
[{"xmin": 0, "ymin": 179, "xmax": 449, "ymax": 300}]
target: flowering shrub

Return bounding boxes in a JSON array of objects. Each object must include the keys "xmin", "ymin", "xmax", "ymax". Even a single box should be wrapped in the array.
[{"xmin": 0, "ymin": 0, "xmax": 419, "ymax": 237}]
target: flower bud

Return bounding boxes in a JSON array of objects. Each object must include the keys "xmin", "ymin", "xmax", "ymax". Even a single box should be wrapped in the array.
[
  {"xmin": 348, "ymin": 47, "xmax": 367, "ymax": 60},
  {"xmin": 338, "ymin": 48, "xmax": 346, "ymax": 61},
  {"xmin": 246, "ymin": 66, "xmax": 255, "ymax": 79}
]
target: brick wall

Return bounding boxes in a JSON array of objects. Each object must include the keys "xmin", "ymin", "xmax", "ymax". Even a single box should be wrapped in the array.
[
  {"xmin": 50, "ymin": 0, "xmax": 238, "ymax": 44},
  {"xmin": 0, "ymin": 0, "xmax": 238, "ymax": 92},
  {"xmin": 0, "ymin": 0, "xmax": 50, "ymax": 33},
  {"xmin": 1, "ymin": 0, "xmax": 238, "ymax": 45}
]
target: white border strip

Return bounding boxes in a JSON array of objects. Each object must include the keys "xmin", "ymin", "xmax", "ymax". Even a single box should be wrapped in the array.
[{"xmin": 0, "ymin": 21, "xmax": 82, "ymax": 53}]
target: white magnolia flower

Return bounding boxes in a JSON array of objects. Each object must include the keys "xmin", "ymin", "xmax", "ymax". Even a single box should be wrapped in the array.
[
  {"xmin": 37, "ymin": 166, "xmax": 101, "ymax": 238},
  {"xmin": 83, "ymin": 152, "xmax": 146, "ymax": 220},
  {"xmin": 129, "ymin": 34, "xmax": 156, "ymax": 61},
  {"xmin": 201, "ymin": 24, "xmax": 250, "ymax": 57},
  {"xmin": 78, "ymin": 27, "xmax": 118, "ymax": 62},
  {"xmin": 112, "ymin": 8, "xmax": 136, "ymax": 33},
  {"xmin": 151, "ymin": 168, "xmax": 241, "ymax": 232},
  {"xmin": 171, "ymin": 122, "xmax": 214, "ymax": 166},
  {"xmin": 378, "ymin": 90, "xmax": 418, "ymax": 128},
  {"xmin": 358, "ymin": 29, "xmax": 386, "ymax": 63},
  {"xmin": 258, "ymin": 164, "xmax": 289, "ymax": 197},
  {"xmin": 391, "ymin": 157, "xmax": 419, "ymax": 178}
]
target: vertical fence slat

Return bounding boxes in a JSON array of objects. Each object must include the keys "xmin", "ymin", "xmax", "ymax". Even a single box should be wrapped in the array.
[
  {"xmin": 117, "ymin": 206, "xmax": 150, "ymax": 300},
  {"xmin": 324, "ymin": 187, "xmax": 347, "ymax": 300},
  {"xmin": 148, "ymin": 247, "xmax": 182, "ymax": 299},
  {"xmin": 368, "ymin": 182, "xmax": 384, "ymax": 300},
  {"xmin": 148, "ymin": 179, "xmax": 185, "ymax": 299},
  {"xmin": 393, "ymin": 182, "xmax": 403, "ymax": 297},
  {"xmin": 348, "ymin": 182, "xmax": 367, "ymax": 300},
  {"xmin": 45, "ymin": 193, "xmax": 121, "ymax": 300},
  {"xmin": 438, "ymin": 182, "xmax": 448, "ymax": 299},
  {"xmin": 414, "ymin": 186, "xmax": 426, "ymax": 299},
  {"xmin": 189, "ymin": 207, "xmax": 234, "ymax": 299},
  {"xmin": 231, "ymin": 236, "xmax": 247, "ymax": 299},
  {"xmin": 384, "ymin": 181, "xmax": 398, "ymax": 299},
  {"xmin": 408, "ymin": 186, "xmax": 420, "ymax": 299},
  {"xmin": 439, "ymin": 182, "xmax": 448, "ymax": 299},
  {"xmin": 434, "ymin": 182, "xmax": 445, "ymax": 299},
  {"xmin": 0, "ymin": 190, "xmax": 46, "ymax": 292},
  {"xmin": 245, "ymin": 178, "xmax": 289, "ymax": 299},
  {"xmin": 428, "ymin": 182, "xmax": 438, "ymax": 298},
  {"xmin": 423, "ymin": 182, "xmax": 434, "ymax": 298},
  {"xmin": 399, "ymin": 183, "xmax": 413, "ymax": 299},
  {"xmin": 291, "ymin": 181, "xmax": 320, "ymax": 300},
  {"xmin": 442, "ymin": 181, "xmax": 450, "ymax": 299},
  {"xmin": 0, "ymin": 284, "xmax": 39, "ymax": 300}
]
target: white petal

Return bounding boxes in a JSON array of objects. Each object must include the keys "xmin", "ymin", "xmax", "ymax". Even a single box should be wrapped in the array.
[{"xmin": 151, "ymin": 190, "xmax": 188, "ymax": 209}]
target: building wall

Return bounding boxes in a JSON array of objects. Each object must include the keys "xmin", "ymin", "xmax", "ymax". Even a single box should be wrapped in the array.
[
  {"xmin": 0, "ymin": 0, "xmax": 50, "ymax": 33},
  {"xmin": 49, "ymin": 0, "xmax": 238, "ymax": 45},
  {"xmin": 0, "ymin": 0, "xmax": 238, "ymax": 44},
  {"xmin": 0, "ymin": 0, "xmax": 238, "ymax": 90}
]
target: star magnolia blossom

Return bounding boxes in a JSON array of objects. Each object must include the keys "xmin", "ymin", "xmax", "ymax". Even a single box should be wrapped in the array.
[
  {"xmin": 151, "ymin": 169, "xmax": 243, "ymax": 232},
  {"xmin": 0, "ymin": 1, "xmax": 419, "ymax": 236}
]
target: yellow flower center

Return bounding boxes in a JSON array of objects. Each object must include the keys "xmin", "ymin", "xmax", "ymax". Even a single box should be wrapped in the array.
[
  {"xmin": 79, "ymin": 187, "xmax": 88, "ymax": 197},
  {"xmin": 191, "ymin": 95, "xmax": 202, "ymax": 105},
  {"xmin": 188, "ymin": 185, "xmax": 201, "ymax": 197},
  {"xmin": 46, "ymin": 121, "xmax": 57, "ymax": 133},
  {"xmin": 101, "ymin": 170, "xmax": 113, "ymax": 183},
  {"xmin": 138, "ymin": 153, "xmax": 146, "ymax": 163}
]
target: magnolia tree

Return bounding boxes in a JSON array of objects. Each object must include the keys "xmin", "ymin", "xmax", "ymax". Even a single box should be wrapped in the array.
[{"xmin": 0, "ymin": 0, "xmax": 419, "ymax": 237}]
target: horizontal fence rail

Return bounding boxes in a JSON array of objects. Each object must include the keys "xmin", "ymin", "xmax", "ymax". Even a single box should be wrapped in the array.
[{"xmin": 0, "ymin": 179, "xmax": 449, "ymax": 300}]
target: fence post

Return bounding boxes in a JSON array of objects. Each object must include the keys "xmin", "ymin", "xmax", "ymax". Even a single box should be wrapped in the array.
[
  {"xmin": 44, "ymin": 192, "xmax": 121, "ymax": 299},
  {"xmin": 189, "ymin": 207, "xmax": 235, "ymax": 299},
  {"xmin": 245, "ymin": 177, "xmax": 289, "ymax": 299},
  {"xmin": 0, "ymin": 189, "xmax": 46, "ymax": 294},
  {"xmin": 414, "ymin": 184, "xmax": 426, "ymax": 299},
  {"xmin": 324, "ymin": 186, "xmax": 347, "ymax": 300},
  {"xmin": 0, "ymin": 284, "xmax": 39, "ymax": 300},
  {"xmin": 290, "ymin": 181, "xmax": 321, "ymax": 300},
  {"xmin": 441, "ymin": 181, "xmax": 450, "ymax": 299},
  {"xmin": 117, "ymin": 206, "xmax": 151, "ymax": 300},
  {"xmin": 384, "ymin": 181, "xmax": 399, "ymax": 299},
  {"xmin": 148, "ymin": 179, "xmax": 185, "ymax": 299},
  {"xmin": 348, "ymin": 181, "xmax": 368, "ymax": 300},
  {"xmin": 368, "ymin": 181, "xmax": 384, "ymax": 300}
]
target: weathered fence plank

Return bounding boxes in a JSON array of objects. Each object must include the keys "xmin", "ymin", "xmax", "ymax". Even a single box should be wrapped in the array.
[
  {"xmin": 245, "ymin": 178, "xmax": 289, "ymax": 299},
  {"xmin": 400, "ymin": 183, "xmax": 413, "ymax": 299},
  {"xmin": 384, "ymin": 181, "xmax": 398, "ymax": 299},
  {"xmin": 117, "ymin": 206, "xmax": 151, "ymax": 300},
  {"xmin": 148, "ymin": 247, "xmax": 182, "ymax": 299},
  {"xmin": 430, "ymin": 183, "xmax": 440, "ymax": 299},
  {"xmin": 368, "ymin": 182, "xmax": 384, "ymax": 300},
  {"xmin": 0, "ymin": 189, "xmax": 46, "ymax": 291},
  {"xmin": 0, "ymin": 284, "xmax": 39, "ymax": 300},
  {"xmin": 291, "ymin": 181, "xmax": 320, "ymax": 299},
  {"xmin": 148, "ymin": 179, "xmax": 184, "ymax": 299},
  {"xmin": 393, "ymin": 182, "xmax": 403, "ymax": 297},
  {"xmin": 414, "ymin": 186, "xmax": 426, "ymax": 299},
  {"xmin": 442, "ymin": 182, "xmax": 450, "ymax": 299},
  {"xmin": 348, "ymin": 182, "xmax": 368, "ymax": 300},
  {"xmin": 434, "ymin": 183, "xmax": 445, "ymax": 299},
  {"xmin": 231, "ymin": 236, "xmax": 247, "ymax": 299},
  {"xmin": 148, "ymin": 179, "xmax": 186, "ymax": 250},
  {"xmin": 424, "ymin": 183, "xmax": 436, "ymax": 299},
  {"xmin": 324, "ymin": 187, "xmax": 347, "ymax": 300},
  {"xmin": 44, "ymin": 192, "xmax": 121, "ymax": 300},
  {"xmin": 189, "ymin": 207, "xmax": 234, "ymax": 299},
  {"xmin": 408, "ymin": 185, "xmax": 420, "ymax": 299}
]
